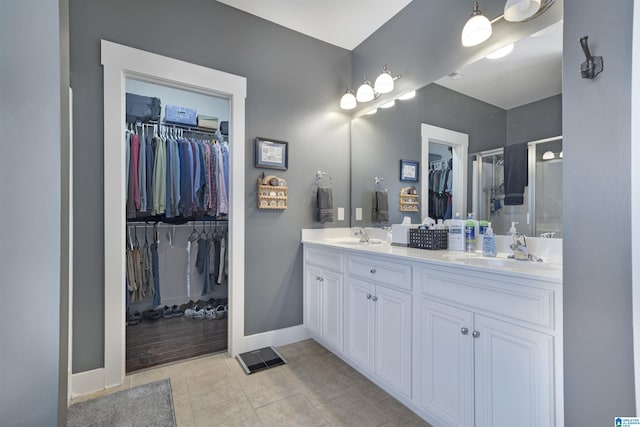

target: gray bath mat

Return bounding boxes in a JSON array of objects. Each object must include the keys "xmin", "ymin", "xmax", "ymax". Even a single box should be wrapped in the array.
[{"xmin": 67, "ymin": 379, "xmax": 176, "ymax": 427}]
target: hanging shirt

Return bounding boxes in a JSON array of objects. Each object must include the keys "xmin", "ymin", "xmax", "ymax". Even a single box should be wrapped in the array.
[
  {"xmin": 152, "ymin": 136, "xmax": 167, "ymax": 215},
  {"xmin": 145, "ymin": 132, "xmax": 154, "ymax": 213},
  {"xmin": 138, "ymin": 127, "xmax": 148, "ymax": 212},
  {"xmin": 132, "ymin": 133, "xmax": 140, "ymax": 211},
  {"xmin": 221, "ymin": 141, "xmax": 229, "ymax": 194},
  {"xmin": 215, "ymin": 143, "xmax": 228, "ymax": 215}
]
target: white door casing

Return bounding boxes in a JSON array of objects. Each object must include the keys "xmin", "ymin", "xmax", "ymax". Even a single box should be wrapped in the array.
[{"xmin": 101, "ymin": 40, "xmax": 246, "ymax": 388}]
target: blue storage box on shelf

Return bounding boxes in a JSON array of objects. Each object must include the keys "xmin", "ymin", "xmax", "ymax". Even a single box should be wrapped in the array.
[{"xmin": 165, "ymin": 104, "xmax": 197, "ymax": 126}]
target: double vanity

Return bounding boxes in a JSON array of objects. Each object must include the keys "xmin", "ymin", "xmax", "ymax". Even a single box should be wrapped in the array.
[{"xmin": 302, "ymin": 227, "xmax": 563, "ymax": 427}]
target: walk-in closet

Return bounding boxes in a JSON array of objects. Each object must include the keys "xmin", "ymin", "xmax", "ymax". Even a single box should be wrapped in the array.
[{"xmin": 124, "ymin": 79, "xmax": 231, "ymax": 372}]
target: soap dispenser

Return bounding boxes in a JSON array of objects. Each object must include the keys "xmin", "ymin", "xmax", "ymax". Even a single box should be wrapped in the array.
[
  {"xmin": 482, "ymin": 222, "xmax": 497, "ymax": 257},
  {"xmin": 508, "ymin": 222, "xmax": 519, "ymax": 236}
]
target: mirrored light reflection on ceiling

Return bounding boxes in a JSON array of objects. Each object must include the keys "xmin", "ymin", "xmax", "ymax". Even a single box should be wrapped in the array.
[
  {"xmin": 216, "ymin": 0, "xmax": 413, "ymax": 50},
  {"xmin": 435, "ymin": 20, "xmax": 563, "ymax": 110}
]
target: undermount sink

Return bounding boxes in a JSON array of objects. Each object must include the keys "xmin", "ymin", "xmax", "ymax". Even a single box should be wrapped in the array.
[
  {"xmin": 451, "ymin": 254, "xmax": 562, "ymax": 273},
  {"xmin": 327, "ymin": 238, "xmax": 385, "ymax": 246}
]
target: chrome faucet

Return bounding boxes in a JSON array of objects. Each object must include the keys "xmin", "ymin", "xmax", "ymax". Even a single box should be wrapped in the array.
[
  {"xmin": 509, "ymin": 233, "xmax": 543, "ymax": 262},
  {"xmin": 354, "ymin": 227, "xmax": 369, "ymax": 243},
  {"xmin": 540, "ymin": 232, "xmax": 556, "ymax": 238}
]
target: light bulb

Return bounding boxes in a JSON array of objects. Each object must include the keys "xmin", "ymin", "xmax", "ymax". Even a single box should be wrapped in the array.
[
  {"xmin": 340, "ymin": 89, "xmax": 357, "ymax": 110},
  {"xmin": 504, "ymin": 0, "xmax": 541, "ymax": 22},
  {"xmin": 356, "ymin": 80, "xmax": 375, "ymax": 103},
  {"xmin": 461, "ymin": 2, "xmax": 492, "ymax": 47},
  {"xmin": 374, "ymin": 66, "xmax": 394, "ymax": 94}
]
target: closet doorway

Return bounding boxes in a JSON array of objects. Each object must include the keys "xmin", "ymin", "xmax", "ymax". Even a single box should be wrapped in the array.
[
  {"xmin": 124, "ymin": 78, "xmax": 232, "ymax": 372},
  {"xmin": 102, "ymin": 40, "xmax": 246, "ymax": 388}
]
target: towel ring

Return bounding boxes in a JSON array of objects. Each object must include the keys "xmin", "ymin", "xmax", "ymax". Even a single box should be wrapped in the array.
[{"xmin": 315, "ymin": 170, "xmax": 332, "ymax": 186}]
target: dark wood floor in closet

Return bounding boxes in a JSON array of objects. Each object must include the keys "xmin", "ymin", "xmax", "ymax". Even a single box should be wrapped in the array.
[{"xmin": 126, "ymin": 317, "xmax": 227, "ymax": 373}]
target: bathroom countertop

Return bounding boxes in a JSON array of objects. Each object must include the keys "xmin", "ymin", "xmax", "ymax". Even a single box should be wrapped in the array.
[{"xmin": 301, "ymin": 228, "xmax": 562, "ymax": 284}]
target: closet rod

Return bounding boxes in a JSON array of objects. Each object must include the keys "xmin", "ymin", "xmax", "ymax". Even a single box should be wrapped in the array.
[
  {"xmin": 127, "ymin": 220, "xmax": 228, "ymax": 227},
  {"xmin": 131, "ymin": 120, "xmax": 221, "ymax": 136}
]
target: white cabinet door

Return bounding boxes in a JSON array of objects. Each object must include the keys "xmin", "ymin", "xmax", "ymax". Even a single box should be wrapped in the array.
[
  {"xmin": 321, "ymin": 269, "xmax": 344, "ymax": 351},
  {"xmin": 473, "ymin": 314, "xmax": 553, "ymax": 427},
  {"xmin": 419, "ymin": 298, "xmax": 474, "ymax": 427},
  {"xmin": 375, "ymin": 285, "xmax": 412, "ymax": 397},
  {"xmin": 304, "ymin": 265, "xmax": 322, "ymax": 337},
  {"xmin": 346, "ymin": 277, "xmax": 376, "ymax": 371}
]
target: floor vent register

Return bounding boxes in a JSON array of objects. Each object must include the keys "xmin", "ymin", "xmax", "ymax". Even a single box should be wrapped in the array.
[{"xmin": 236, "ymin": 346, "xmax": 286, "ymax": 374}]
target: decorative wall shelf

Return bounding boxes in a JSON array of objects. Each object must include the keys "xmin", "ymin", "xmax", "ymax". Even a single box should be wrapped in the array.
[
  {"xmin": 400, "ymin": 186, "xmax": 419, "ymax": 212},
  {"xmin": 258, "ymin": 174, "xmax": 288, "ymax": 210}
]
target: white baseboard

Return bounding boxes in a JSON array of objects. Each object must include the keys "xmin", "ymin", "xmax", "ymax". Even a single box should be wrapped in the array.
[
  {"xmin": 237, "ymin": 324, "xmax": 310, "ymax": 355},
  {"xmin": 70, "ymin": 368, "xmax": 105, "ymax": 399}
]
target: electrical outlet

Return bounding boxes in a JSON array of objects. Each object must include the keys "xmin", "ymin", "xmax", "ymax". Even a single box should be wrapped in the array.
[
  {"xmin": 337, "ymin": 207, "xmax": 344, "ymax": 221},
  {"xmin": 355, "ymin": 208, "xmax": 362, "ymax": 221}
]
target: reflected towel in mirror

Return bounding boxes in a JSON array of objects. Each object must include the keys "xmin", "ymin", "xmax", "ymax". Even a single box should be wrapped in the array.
[
  {"xmin": 504, "ymin": 142, "xmax": 528, "ymax": 205},
  {"xmin": 372, "ymin": 190, "xmax": 389, "ymax": 223},
  {"xmin": 317, "ymin": 186, "xmax": 334, "ymax": 223}
]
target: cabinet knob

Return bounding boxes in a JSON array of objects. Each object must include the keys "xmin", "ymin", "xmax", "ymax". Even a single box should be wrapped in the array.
[
  {"xmin": 472, "ymin": 330, "xmax": 480, "ymax": 338},
  {"xmin": 370, "ymin": 269, "xmax": 376, "ymax": 274},
  {"xmin": 319, "ymin": 277, "xmax": 324, "ymax": 282},
  {"xmin": 461, "ymin": 327, "xmax": 469, "ymax": 335},
  {"xmin": 372, "ymin": 295, "xmax": 378, "ymax": 302},
  {"xmin": 366, "ymin": 294, "xmax": 372, "ymax": 300}
]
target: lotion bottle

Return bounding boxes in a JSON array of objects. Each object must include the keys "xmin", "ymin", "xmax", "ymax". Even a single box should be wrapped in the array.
[
  {"xmin": 445, "ymin": 212, "xmax": 465, "ymax": 251},
  {"xmin": 482, "ymin": 222, "xmax": 497, "ymax": 257}
]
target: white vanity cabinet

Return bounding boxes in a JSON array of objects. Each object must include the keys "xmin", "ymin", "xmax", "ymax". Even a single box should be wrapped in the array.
[
  {"xmin": 417, "ymin": 266, "xmax": 559, "ymax": 427},
  {"xmin": 303, "ymin": 246, "xmax": 344, "ymax": 352},
  {"xmin": 345, "ymin": 255, "xmax": 413, "ymax": 397}
]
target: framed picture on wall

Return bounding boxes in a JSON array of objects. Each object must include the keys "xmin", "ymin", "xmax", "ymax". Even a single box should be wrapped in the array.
[
  {"xmin": 255, "ymin": 137, "xmax": 288, "ymax": 170},
  {"xmin": 400, "ymin": 159, "xmax": 419, "ymax": 182}
]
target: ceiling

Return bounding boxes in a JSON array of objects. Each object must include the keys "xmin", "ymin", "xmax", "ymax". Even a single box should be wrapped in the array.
[
  {"xmin": 435, "ymin": 20, "xmax": 563, "ymax": 110},
  {"xmin": 217, "ymin": 0, "xmax": 562, "ymax": 110},
  {"xmin": 216, "ymin": 0, "xmax": 413, "ymax": 50}
]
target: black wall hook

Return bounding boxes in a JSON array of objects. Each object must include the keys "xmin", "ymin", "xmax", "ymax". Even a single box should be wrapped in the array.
[{"xmin": 579, "ymin": 36, "xmax": 603, "ymax": 79}]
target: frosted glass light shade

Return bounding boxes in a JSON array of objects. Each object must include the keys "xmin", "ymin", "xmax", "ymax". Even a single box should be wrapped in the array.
[
  {"xmin": 504, "ymin": 0, "xmax": 541, "ymax": 22},
  {"xmin": 340, "ymin": 89, "xmax": 357, "ymax": 110},
  {"xmin": 356, "ymin": 80, "xmax": 375, "ymax": 102},
  {"xmin": 374, "ymin": 68, "xmax": 394, "ymax": 94},
  {"xmin": 461, "ymin": 13, "xmax": 492, "ymax": 47},
  {"xmin": 380, "ymin": 100, "xmax": 396, "ymax": 109},
  {"xmin": 542, "ymin": 150, "xmax": 555, "ymax": 160}
]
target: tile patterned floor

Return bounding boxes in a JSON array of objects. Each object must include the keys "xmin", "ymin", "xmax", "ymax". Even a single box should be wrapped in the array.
[{"xmin": 71, "ymin": 339, "xmax": 432, "ymax": 427}]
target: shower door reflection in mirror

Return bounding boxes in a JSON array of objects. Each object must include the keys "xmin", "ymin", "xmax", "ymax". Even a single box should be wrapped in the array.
[{"xmin": 474, "ymin": 136, "xmax": 562, "ymax": 237}]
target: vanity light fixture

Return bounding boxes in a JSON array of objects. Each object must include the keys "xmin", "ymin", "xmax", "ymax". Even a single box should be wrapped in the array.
[
  {"xmin": 356, "ymin": 78, "xmax": 375, "ymax": 103},
  {"xmin": 380, "ymin": 100, "xmax": 396, "ymax": 109},
  {"xmin": 542, "ymin": 150, "xmax": 555, "ymax": 160},
  {"xmin": 398, "ymin": 90, "xmax": 416, "ymax": 100},
  {"xmin": 461, "ymin": 1, "xmax": 492, "ymax": 47},
  {"xmin": 559, "ymin": 151, "xmax": 563, "ymax": 158},
  {"xmin": 366, "ymin": 109, "xmax": 378, "ymax": 115},
  {"xmin": 339, "ymin": 87, "xmax": 357, "ymax": 110},
  {"xmin": 460, "ymin": 0, "xmax": 555, "ymax": 47},
  {"xmin": 486, "ymin": 43, "xmax": 514, "ymax": 59},
  {"xmin": 340, "ymin": 66, "xmax": 402, "ymax": 110}
]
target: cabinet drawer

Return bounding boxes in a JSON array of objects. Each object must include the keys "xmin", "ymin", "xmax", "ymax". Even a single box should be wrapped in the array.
[
  {"xmin": 348, "ymin": 255, "xmax": 412, "ymax": 291},
  {"xmin": 421, "ymin": 268, "xmax": 555, "ymax": 330},
  {"xmin": 305, "ymin": 247, "xmax": 344, "ymax": 272}
]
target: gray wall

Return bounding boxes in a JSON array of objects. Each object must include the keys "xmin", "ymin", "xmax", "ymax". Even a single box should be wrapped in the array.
[
  {"xmin": 507, "ymin": 94, "xmax": 562, "ymax": 145},
  {"xmin": 0, "ymin": 0, "xmax": 64, "ymax": 425},
  {"xmin": 351, "ymin": 83, "xmax": 506, "ymax": 225},
  {"xmin": 563, "ymin": 0, "xmax": 635, "ymax": 423},
  {"xmin": 70, "ymin": 0, "xmax": 351, "ymax": 372}
]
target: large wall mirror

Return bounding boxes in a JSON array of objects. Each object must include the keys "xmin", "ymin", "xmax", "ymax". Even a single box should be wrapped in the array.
[{"xmin": 350, "ymin": 19, "xmax": 562, "ymax": 237}]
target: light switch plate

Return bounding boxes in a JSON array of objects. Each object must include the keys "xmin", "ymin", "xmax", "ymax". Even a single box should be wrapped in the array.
[
  {"xmin": 355, "ymin": 208, "xmax": 362, "ymax": 221},
  {"xmin": 337, "ymin": 207, "xmax": 344, "ymax": 221}
]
